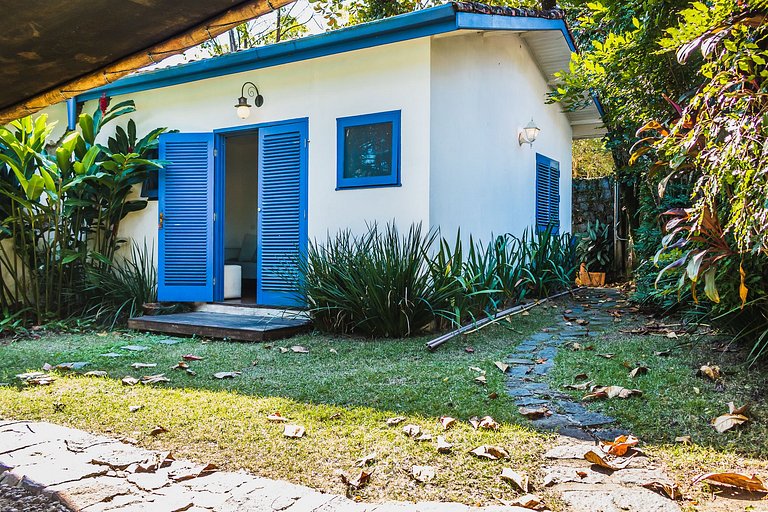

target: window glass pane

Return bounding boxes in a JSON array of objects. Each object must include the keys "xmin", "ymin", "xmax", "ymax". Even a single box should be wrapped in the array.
[{"xmin": 343, "ymin": 122, "xmax": 393, "ymax": 179}]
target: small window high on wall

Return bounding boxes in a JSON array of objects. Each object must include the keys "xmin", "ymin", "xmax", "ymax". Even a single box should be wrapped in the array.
[
  {"xmin": 535, "ymin": 153, "xmax": 560, "ymax": 233},
  {"xmin": 336, "ymin": 110, "xmax": 401, "ymax": 189}
]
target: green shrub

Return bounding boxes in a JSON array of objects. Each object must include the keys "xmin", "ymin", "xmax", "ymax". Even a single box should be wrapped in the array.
[
  {"xmin": 300, "ymin": 223, "xmax": 576, "ymax": 338},
  {"xmin": 85, "ymin": 241, "xmax": 157, "ymax": 328},
  {"xmin": 0, "ymin": 103, "xmax": 166, "ymax": 325}
]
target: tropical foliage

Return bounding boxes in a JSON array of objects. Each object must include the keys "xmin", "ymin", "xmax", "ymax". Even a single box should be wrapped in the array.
[
  {"xmin": 299, "ymin": 223, "xmax": 576, "ymax": 338},
  {"xmin": 0, "ymin": 102, "xmax": 165, "ymax": 326},
  {"xmin": 576, "ymin": 219, "xmax": 612, "ymax": 273}
]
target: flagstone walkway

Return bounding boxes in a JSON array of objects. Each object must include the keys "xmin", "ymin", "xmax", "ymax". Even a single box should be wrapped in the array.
[{"xmin": 504, "ymin": 288, "xmax": 622, "ymax": 438}]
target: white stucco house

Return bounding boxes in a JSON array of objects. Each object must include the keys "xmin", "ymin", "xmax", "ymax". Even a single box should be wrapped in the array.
[{"xmin": 42, "ymin": 1, "xmax": 603, "ymax": 308}]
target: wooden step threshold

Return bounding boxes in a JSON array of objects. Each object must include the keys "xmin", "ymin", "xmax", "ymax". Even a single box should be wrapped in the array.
[{"xmin": 128, "ymin": 311, "xmax": 311, "ymax": 342}]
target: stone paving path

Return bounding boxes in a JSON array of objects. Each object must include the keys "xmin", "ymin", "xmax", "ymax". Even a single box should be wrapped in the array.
[
  {"xmin": 505, "ymin": 288, "xmax": 681, "ymax": 512},
  {"xmin": 0, "ymin": 421, "xmax": 532, "ymax": 512},
  {"xmin": 504, "ymin": 287, "xmax": 622, "ymax": 437}
]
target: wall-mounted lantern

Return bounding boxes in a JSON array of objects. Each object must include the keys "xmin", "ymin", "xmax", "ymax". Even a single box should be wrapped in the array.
[
  {"xmin": 235, "ymin": 81, "xmax": 264, "ymax": 120},
  {"xmin": 518, "ymin": 118, "xmax": 541, "ymax": 147}
]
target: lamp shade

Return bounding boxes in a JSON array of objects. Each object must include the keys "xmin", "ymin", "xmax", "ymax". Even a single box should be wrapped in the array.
[
  {"xmin": 236, "ymin": 104, "xmax": 251, "ymax": 119},
  {"xmin": 518, "ymin": 118, "xmax": 541, "ymax": 146}
]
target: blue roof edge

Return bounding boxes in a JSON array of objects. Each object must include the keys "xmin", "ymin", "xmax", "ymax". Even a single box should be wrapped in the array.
[{"xmin": 76, "ymin": 3, "xmax": 459, "ymax": 102}]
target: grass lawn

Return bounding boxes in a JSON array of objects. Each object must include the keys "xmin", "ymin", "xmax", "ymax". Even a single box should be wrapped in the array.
[
  {"xmin": 2, "ymin": 298, "xmax": 768, "ymax": 509},
  {"xmin": 0, "ymin": 312, "xmax": 555, "ymax": 506}
]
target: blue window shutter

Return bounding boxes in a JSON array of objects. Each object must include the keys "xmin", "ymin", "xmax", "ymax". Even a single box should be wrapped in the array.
[
  {"xmin": 257, "ymin": 121, "xmax": 308, "ymax": 307},
  {"xmin": 535, "ymin": 153, "xmax": 560, "ymax": 233},
  {"xmin": 158, "ymin": 133, "xmax": 214, "ymax": 302},
  {"xmin": 548, "ymin": 159, "xmax": 560, "ymax": 234}
]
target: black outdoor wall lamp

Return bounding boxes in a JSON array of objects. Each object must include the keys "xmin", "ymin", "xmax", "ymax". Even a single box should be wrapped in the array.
[{"xmin": 235, "ymin": 81, "xmax": 264, "ymax": 120}]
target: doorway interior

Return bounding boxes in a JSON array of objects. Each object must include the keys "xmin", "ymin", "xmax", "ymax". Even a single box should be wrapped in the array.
[{"xmin": 222, "ymin": 132, "xmax": 259, "ymax": 304}]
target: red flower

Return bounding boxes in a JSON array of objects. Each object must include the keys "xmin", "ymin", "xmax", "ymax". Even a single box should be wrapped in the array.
[{"xmin": 99, "ymin": 93, "xmax": 110, "ymax": 115}]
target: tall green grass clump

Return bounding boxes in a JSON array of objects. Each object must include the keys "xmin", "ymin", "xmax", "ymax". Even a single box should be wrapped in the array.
[
  {"xmin": 300, "ymin": 223, "xmax": 576, "ymax": 338},
  {"xmin": 85, "ymin": 242, "xmax": 158, "ymax": 328}
]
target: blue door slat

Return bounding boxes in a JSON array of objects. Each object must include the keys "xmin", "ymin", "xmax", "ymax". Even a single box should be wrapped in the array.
[
  {"xmin": 158, "ymin": 132, "xmax": 214, "ymax": 302},
  {"xmin": 257, "ymin": 121, "xmax": 308, "ymax": 307}
]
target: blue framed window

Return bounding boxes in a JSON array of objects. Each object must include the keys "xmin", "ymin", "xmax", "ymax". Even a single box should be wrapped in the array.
[
  {"xmin": 535, "ymin": 153, "xmax": 560, "ymax": 233},
  {"xmin": 336, "ymin": 110, "xmax": 401, "ymax": 189}
]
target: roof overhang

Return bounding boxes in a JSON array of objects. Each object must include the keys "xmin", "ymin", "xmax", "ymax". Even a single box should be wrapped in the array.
[{"xmin": 0, "ymin": 0, "xmax": 294, "ymax": 124}]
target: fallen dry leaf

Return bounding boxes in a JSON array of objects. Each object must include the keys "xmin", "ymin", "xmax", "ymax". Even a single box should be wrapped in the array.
[
  {"xmin": 149, "ymin": 425, "xmax": 168, "ymax": 436},
  {"xmin": 712, "ymin": 412, "xmax": 749, "ymax": 433},
  {"xmin": 629, "ymin": 366, "xmax": 649, "ymax": 378},
  {"xmin": 182, "ymin": 354, "xmax": 203, "ymax": 361},
  {"xmin": 130, "ymin": 363, "xmax": 156, "ymax": 369},
  {"xmin": 140, "ymin": 374, "xmax": 170, "ymax": 385},
  {"xmin": 415, "ymin": 433, "xmax": 433, "ymax": 442},
  {"xmin": 564, "ymin": 380, "xmax": 593, "ymax": 391},
  {"xmin": 583, "ymin": 386, "xmax": 642, "ymax": 400},
  {"xmin": 341, "ymin": 469, "xmax": 372, "ymax": 489},
  {"xmin": 439, "ymin": 416, "xmax": 456, "ymax": 430},
  {"xmin": 291, "ymin": 346, "xmax": 309, "ymax": 354},
  {"xmin": 267, "ymin": 412, "xmax": 288, "ymax": 423},
  {"xmin": 121, "ymin": 376, "xmax": 138, "ymax": 386},
  {"xmin": 692, "ymin": 472, "xmax": 767, "ymax": 492},
  {"xmin": 469, "ymin": 416, "xmax": 500, "ymax": 430},
  {"xmin": 575, "ymin": 318, "xmax": 589, "ymax": 325},
  {"xmin": 728, "ymin": 402, "xmax": 749, "ymax": 415},
  {"xmin": 279, "ymin": 347, "xmax": 289, "ymax": 353},
  {"xmin": 329, "ymin": 348, "xmax": 338, "ymax": 355},
  {"xmin": 386, "ymin": 416, "xmax": 406, "ymax": 426},
  {"xmin": 213, "ymin": 371, "xmax": 241, "ymax": 379},
  {"xmin": 355, "ymin": 452, "xmax": 377, "ymax": 467},
  {"xmin": 654, "ymin": 350, "xmax": 672, "ymax": 357},
  {"xmin": 500, "ymin": 468, "xmax": 529, "ymax": 492},
  {"xmin": 469, "ymin": 366, "xmax": 485, "ymax": 374},
  {"xmin": 470, "ymin": 445, "xmax": 510, "ymax": 460},
  {"xmin": 494, "ymin": 361, "xmax": 509, "ymax": 373},
  {"xmin": 666, "ymin": 331, "xmax": 679, "ymax": 339},
  {"xmin": 436, "ymin": 436, "xmax": 453, "ymax": 454},
  {"xmin": 584, "ymin": 449, "xmax": 634, "ymax": 470},
  {"xmin": 474, "ymin": 375, "xmax": 487, "ymax": 385},
  {"xmin": 128, "ymin": 405, "xmax": 143, "ymax": 413},
  {"xmin": 518, "ymin": 406, "xmax": 552, "ymax": 419},
  {"xmin": 675, "ymin": 436, "xmax": 692, "ymax": 445},
  {"xmin": 505, "ymin": 493, "xmax": 543, "ymax": 509},
  {"xmin": 17, "ymin": 372, "xmax": 55, "ymax": 386},
  {"xmin": 172, "ymin": 361, "xmax": 189, "ymax": 370},
  {"xmin": 642, "ymin": 481, "xmax": 682, "ymax": 500},
  {"xmin": 403, "ymin": 424, "xmax": 421, "ymax": 437},
  {"xmin": 283, "ymin": 424, "xmax": 305, "ymax": 438},
  {"xmin": 84, "ymin": 371, "xmax": 107, "ymax": 378},
  {"xmin": 488, "ymin": 392, "xmax": 499, "ymax": 399},
  {"xmin": 698, "ymin": 364, "xmax": 722, "ymax": 381},
  {"xmin": 465, "ymin": 346, "xmax": 475, "ymax": 353},
  {"xmin": 597, "ymin": 353, "xmax": 615, "ymax": 359},
  {"xmin": 600, "ymin": 435, "xmax": 639, "ymax": 456},
  {"xmin": 411, "ymin": 465, "xmax": 436, "ymax": 483}
]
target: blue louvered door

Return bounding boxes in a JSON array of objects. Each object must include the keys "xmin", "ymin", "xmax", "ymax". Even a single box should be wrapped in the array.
[
  {"xmin": 257, "ymin": 121, "xmax": 308, "ymax": 307},
  {"xmin": 535, "ymin": 153, "xmax": 560, "ymax": 233},
  {"xmin": 158, "ymin": 133, "xmax": 215, "ymax": 302}
]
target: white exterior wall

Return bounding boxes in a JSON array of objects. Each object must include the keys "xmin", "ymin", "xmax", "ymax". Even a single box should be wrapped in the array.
[
  {"xmin": 429, "ymin": 31, "xmax": 573, "ymax": 244},
  {"xmin": 37, "ymin": 30, "xmax": 576, "ymax": 259},
  {"xmin": 42, "ymin": 38, "xmax": 432, "ymax": 254}
]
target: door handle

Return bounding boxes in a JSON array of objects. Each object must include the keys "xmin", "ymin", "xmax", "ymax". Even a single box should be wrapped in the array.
[{"xmin": 159, "ymin": 212, "xmax": 164, "ymax": 229}]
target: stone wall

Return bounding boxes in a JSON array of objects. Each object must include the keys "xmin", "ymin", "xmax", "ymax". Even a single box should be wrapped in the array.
[{"xmin": 572, "ymin": 177, "xmax": 614, "ymax": 235}]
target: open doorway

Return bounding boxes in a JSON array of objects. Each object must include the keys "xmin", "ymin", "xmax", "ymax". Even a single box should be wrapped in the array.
[{"xmin": 223, "ymin": 132, "xmax": 259, "ymax": 303}]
